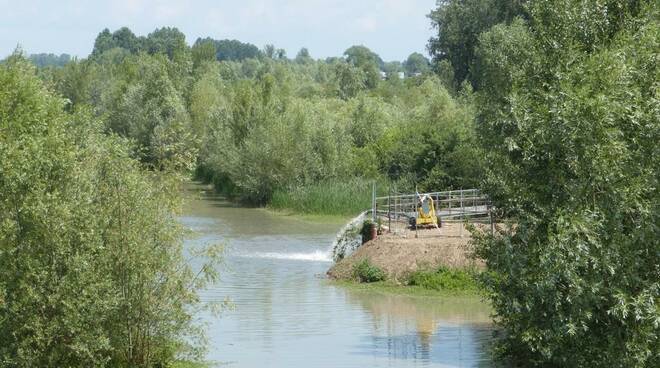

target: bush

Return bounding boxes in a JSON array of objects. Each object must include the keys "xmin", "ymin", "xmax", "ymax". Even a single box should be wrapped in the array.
[
  {"xmin": 360, "ymin": 219, "xmax": 375, "ymax": 244},
  {"xmin": 407, "ymin": 267, "xmax": 479, "ymax": 291},
  {"xmin": 353, "ymin": 259, "xmax": 386, "ymax": 283}
]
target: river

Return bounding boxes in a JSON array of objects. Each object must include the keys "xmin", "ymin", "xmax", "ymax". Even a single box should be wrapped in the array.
[{"xmin": 182, "ymin": 184, "xmax": 495, "ymax": 367}]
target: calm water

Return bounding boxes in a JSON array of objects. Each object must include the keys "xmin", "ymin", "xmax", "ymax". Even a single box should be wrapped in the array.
[{"xmin": 182, "ymin": 184, "xmax": 495, "ymax": 367}]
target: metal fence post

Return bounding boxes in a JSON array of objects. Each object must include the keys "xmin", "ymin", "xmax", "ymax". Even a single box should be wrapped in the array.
[
  {"xmin": 371, "ymin": 181, "xmax": 376, "ymax": 222},
  {"xmin": 460, "ymin": 189, "xmax": 464, "ymax": 238},
  {"xmin": 490, "ymin": 205, "xmax": 495, "ymax": 236},
  {"xmin": 387, "ymin": 187, "xmax": 391, "ymax": 233}
]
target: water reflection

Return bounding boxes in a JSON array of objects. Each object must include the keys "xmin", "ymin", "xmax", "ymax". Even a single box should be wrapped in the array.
[
  {"xmin": 342, "ymin": 289, "xmax": 494, "ymax": 367},
  {"xmin": 183, "ymin": 183, "xmax": 495, "ymax": 367}
]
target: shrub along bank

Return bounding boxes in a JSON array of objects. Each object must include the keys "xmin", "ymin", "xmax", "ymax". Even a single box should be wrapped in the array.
[{"xmin": 350, "ymin": 259, "xmax": 481, "ymax": 294}]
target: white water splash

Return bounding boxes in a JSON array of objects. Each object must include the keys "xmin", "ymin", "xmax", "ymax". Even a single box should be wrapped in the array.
[
  {"xmin": 238, "ymin": 210, "xmax": 371, "ymax": 263},
  {"xmin": 330, "ymin": 210, "xmax": 369, "ymax": 262},
  {"xmin": 243, "ymin": 250, "xmax": 332, "ymax": 262}
]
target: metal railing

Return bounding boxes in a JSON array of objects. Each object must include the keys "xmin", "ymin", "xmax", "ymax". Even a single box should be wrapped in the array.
[{"xmin": 372, "ymin": 188, "xmax": 493, "ymax": 236}]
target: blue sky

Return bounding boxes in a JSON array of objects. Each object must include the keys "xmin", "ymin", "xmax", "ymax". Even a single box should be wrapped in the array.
[{"xmin": 1, "ymin": 0, "xmax": 437, "ymax": 61}]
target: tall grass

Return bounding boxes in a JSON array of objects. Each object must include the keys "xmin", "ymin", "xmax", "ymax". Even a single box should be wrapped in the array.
[
  {"xmin": 407, "ymin": 266, "xmax": 481, "ymax": 292},
  {"xmin": 270, "ymin": 178, "xmax": 377, "ymax": 216}
]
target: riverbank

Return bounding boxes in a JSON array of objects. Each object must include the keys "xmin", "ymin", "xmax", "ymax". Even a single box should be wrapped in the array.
[
  {"xmin": 327, "ymin": 223, "xmax": 486, "ymax": 295},
  {"xmin": 328, "ymin": 279, "xmax": 483, "ymax": 298},
  {"xmin": 328, "ymin": 223, "xmax": 484, "ymax": 280}
]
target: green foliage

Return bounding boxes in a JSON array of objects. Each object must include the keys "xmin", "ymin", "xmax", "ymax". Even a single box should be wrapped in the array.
[
  {"xmin": 332, "ymin": 61, "xmax": 368, "ymax": 99},
  {"xmin": 376, "ymin": 78, "xmax": 484, "ymax": 191},
  {"xmin": 191, "ymin": 40, "xmax": 217, "ymax": 70},
  {"xmin": 171, "ymin": 361, "xmax": 214, "ymax": 368},
  {"xmin": 343, "ymin": 45, "xmax": 382, "ymax": 89},
  {"xmin": 353, "ymin": 259, "xmax": 386, "ymax": 283},
  {"xmin": 108, "ymin": 54, "xmax": 197, "ymax": 171},
  {"xmin": 37, "ymin": 26, "xmax": 484, "ymax": 215},
  {"xmin": 472, "ymin": 1, "xmax": 659, "ymax": 366},
  {"xmin": 428, "ymin": 0, "xmax": 525, "ymax": 87},
  {"xmin": 11, "ymin": 4, "xmax": 658, "ymax": 366},
  {"xmin": 0, "ymin": 55, "xmax": 218, "ymax": 367},
  {"xmin": 191, "ymin": 63, "xmax": 481, "ymax": 207},
  {"xmin": 91, "ymin": 26, "xmax": 191, "ymax": 63},
  {"xmin": 28, "ymin": 53, "xmax": 72, "ymax": 68},
  {"xmin": 407, "ymin": 267, "xmax": 480, "ymax": 291},
  {"xmin": 403, "ymin": 52, "xmax": 430, "ymax": 77},
  {"xmin": 270, "ymin": 179, "xmax": 373, "ymax": 216},
  {"xmin": 199, "ymin": 77, "xmax": 354, "ymax": 203},
  {"xmin": 145, "ymin": 27, "xmax": 189, "ymax": 61},
  {"xmin": 194, "ymin": 38, "xmax": 262, "ymax": 61},
  {"xmin": 295, "ymin": 47, "xmax": 313, "ymax": 64}
]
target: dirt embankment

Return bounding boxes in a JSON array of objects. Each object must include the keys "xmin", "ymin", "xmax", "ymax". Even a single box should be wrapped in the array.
[{"xmin": 327, "ymin": 223, "xmax": 485, "ymax": 282}]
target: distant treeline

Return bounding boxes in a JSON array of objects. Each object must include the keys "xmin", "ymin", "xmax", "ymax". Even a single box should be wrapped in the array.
[
  {"xmin": 28, "ymin": 25, "xmax": 477, "ymax": 209},
  {"xmin": 28, "ymin": 52, "xmax": 72, "ymax": 67},
  {"xmin": 86, "ymin": 26, "xmax": 431, "ymax": 77}
]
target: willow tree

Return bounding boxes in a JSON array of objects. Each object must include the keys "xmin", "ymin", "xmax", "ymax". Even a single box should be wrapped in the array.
[
  {"xmin": 0, "ymin": 55, "xmax": 218, "ymax": 367},
  {"xmin": 472, "ymin": 1, "xmax": 659, "ymax": 366}
]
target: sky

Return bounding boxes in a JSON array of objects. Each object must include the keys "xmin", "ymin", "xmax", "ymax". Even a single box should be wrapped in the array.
[{"xmin": 0, "ymin": 0, "xmax": 437, "ymax": 62}]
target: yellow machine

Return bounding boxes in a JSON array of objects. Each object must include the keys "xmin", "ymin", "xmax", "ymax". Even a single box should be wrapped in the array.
[{"xmin": 416, "ymin": 194, "xmax": 438, "ymax": 227}]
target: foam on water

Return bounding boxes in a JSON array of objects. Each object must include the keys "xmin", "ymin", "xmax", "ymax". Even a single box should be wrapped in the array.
[
  {"xmin": 231, "ymin": 210, "xmax": 371, "ymax": 264},
  {"xmin": 242, "ymin": 250, "xmax": 332, "ymax": 262}
]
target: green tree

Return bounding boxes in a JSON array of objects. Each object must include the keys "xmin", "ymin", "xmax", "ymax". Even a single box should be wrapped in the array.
[
  {"xmin": 403, "ymin": 52, "xmax": 430, "ymax": 77},
  {"xmin": 377, "ymin": 78, "xmax": 483, "ymax": 190},
  {"xmin": 473, "ymin": 2, "xmax": 659, "ymax": 366},
  {"xmin": 0, "ymin": 55, "xmax": 218, "ymax": 367},
  {"xmin": 145, "ymin": 27, "xmax": 189, "ymax": 61},
  {"xmin": 329, "ymin": 61, "xmax": 366, "ymax": 100},
  {"xmin": 91, "ymin": 28, "xmax": 115, "ymax": 56},
  {"xmin": 106, "ymin": 54, "xmax": 197, "ymax": 171},
  {"xmin": 263, "ymin": 44, "xmax": 276, "ymax": 59},
  {"xmin": 428, "ymin": 0, "xmax": 525, "ymax": 86},
  {"xmin": 112, "ymin": 27, "xmax": 142, "ymax": 53},
  {"xmin": 275, "ymin": 48, "xmax": 287, "ymax": 60},
  {"xmin": 344, "ymin": 45, "xmax": 382, "ymax": 88},
  {"xmin": 295, "ymin": 47, "xmax": 312, "ymax": 64},
  {"xmin": 191, "ymin": 39, "xmax": 217, "ymax": 70},
  {"xmin": 380, "ymin": 61, "xmax": 404, "ymax": 82},
  {"xmin": 197, "ymin": 38, "xmax": 261, "ymax": 61},
  {"xmin": 91, "ymin": 27, "xmax": 142, "ymax": 57},
  {"xmin": 28, "ymin": 53, "xmax": 72, "ymax": 68}
]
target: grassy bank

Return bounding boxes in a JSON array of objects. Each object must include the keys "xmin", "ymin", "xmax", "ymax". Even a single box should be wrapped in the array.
[
  {"xmin": 329, "ymin": 278, "xmax": 483, "ymax": 298},
  {"xmin": 336, "ymin": 259, "xmax": 484, "ymax": 297},
  {"xmin": 196, "ymin": 169, "xmax": 385, "ymax": 218},
  {"xmin": 269, "ymin": 179, "xmax": 374, "ymax": 216},
  {"xmin": 407, "ymin": 266, "xmax": 481, "ymax": 293},
  {"xmin": 172, "ymin": 361, "xmax": 214, "ymax": 368}
]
